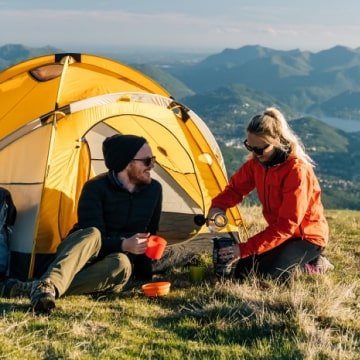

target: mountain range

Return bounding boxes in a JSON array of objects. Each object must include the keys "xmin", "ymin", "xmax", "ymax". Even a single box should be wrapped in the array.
[
  {"xmin": 164, "ymin": 45, "xmax": 360, "ymax": 120},
  {"xmin": 0, "ymin": 43, "xmax": 359, "ymax": 210}
]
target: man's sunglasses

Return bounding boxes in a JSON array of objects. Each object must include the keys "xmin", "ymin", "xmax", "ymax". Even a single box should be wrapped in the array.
[
  {"xmin": 132, "ymin": 156, "xmax": 156, "ymax": 167},
  {"xmin": 243, "ymin": 139, "xmax": 270, "ymax": 155}
]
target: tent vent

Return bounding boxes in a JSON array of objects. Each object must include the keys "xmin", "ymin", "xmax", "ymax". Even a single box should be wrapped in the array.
[
  {"xmin": 30, "ymin": 64, "xmax": 63, "ymax": 82},
  {"xmin": 55, "ymin": 53, "xmax": 81, "ymax": 63}
]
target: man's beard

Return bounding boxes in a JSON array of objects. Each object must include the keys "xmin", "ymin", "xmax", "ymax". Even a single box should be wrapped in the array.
[{"xmin": 128, "ymin": 170, "xmax": 151, "ymax": 186}]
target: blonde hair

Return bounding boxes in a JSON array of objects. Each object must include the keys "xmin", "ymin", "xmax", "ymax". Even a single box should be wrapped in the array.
[{"xmin": 246, "ymin": 107, "xmax": 315, "ymax": 166}]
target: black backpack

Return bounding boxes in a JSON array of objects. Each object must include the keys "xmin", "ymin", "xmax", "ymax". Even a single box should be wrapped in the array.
[{"xmin": 0, "ymin": 187, "xmax": 17, "ymax": 278}]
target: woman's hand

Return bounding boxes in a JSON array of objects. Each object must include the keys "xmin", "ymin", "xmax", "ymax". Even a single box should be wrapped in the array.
[
  {"xmin": 122, "ymin": 233, "xmax": 150, "ymax": 254},
  {"xmin": 206, "ymin": 207, "xmax": 225, "ymax": 225},
  {"xmin": 206, "ymin": 207, "xmax": 227, "ymax": 232},
  {"xmin": 218, "ymin": 244, "xmax": 240, "ymax": 264}
]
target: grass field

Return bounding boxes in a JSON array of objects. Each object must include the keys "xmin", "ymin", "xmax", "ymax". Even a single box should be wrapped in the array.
[{"xmin": 0, "ymin": 207, "xmax": 359, "ymax": 359}]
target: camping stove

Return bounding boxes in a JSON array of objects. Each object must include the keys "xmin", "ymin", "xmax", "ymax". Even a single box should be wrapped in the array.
[{"xmin": 212, "ymin": 237, "xmax": 235, "ymax": 277}]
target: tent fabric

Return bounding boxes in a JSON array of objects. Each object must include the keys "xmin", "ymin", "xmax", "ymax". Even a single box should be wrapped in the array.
[{"xmin": 0, "ymin": 53, "xmax": 245, "ymax": 280}]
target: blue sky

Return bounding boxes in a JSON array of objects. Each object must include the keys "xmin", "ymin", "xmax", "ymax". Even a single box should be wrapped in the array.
[{"xmin": 0, "ymin": 0, "xmax": 359, "ymax": 53}]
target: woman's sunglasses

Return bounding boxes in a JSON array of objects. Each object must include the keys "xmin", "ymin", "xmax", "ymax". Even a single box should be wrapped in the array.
[
  {"xmin": 243, "ymin": 140, "xmax": 270, "ymax": 155},
  {"xmin": 132, "ymin": 156, "xmax": 156, "ymax": 167}
]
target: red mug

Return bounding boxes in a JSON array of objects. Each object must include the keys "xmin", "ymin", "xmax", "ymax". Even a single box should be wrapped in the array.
[{"xmin": 145, "ymin": 235, "xmax": 167, "ymax": 260}]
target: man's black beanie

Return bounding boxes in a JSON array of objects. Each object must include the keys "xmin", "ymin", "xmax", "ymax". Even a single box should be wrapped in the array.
[{"xmin": 102, "ymin": 134, "xmax": 147, "ymax": 172}]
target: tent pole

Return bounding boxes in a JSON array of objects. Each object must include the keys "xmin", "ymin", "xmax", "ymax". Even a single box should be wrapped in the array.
[
  {"xmin": 28, "ymin": 239, "xmax": 37, "ymax": 280},
  {"xmin": 27, "ymin": 117, "xmax": 58, "ymax": 280}
]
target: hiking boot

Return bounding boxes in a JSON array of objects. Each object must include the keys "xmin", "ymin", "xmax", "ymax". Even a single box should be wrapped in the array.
[
  {"xmin": 304, "ymin": 255, "xmax": 334, "ymax": 274},
  {"xmin": 304, "ymin": 263, "xmax": 321, "ymax": 274},
  {"xmin": 0, "ymin": 278, "xmax": 33, "ymax": 298},
  {"xmin": 30, "ymin": 279, "xmax": 56, "ymax": 313},
  {"xmin": 315, "ymin": 255, "xmax": 334, "ymax": 273}
]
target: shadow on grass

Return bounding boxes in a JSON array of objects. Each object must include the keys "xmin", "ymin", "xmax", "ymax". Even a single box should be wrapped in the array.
[
  {"xmin": 141, "ymin": 291, "xmax": 303, "ymax": 359},
  {"xmin": 0, "ymin": 300, "xmax": 32, "ymax": 313},
  {"xmin": 110, "ymin": 272, "xmax": 301, "ymax": 351},
  {"xmin": 153, "ymin": 297, "xmax": 298, "ymax": 345}
]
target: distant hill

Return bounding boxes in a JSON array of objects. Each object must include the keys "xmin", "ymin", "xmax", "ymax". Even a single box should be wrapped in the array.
[
  {"xmin": 310, "ymin": 90, "xmax": 360, "ymax": 119},
  {"xmin": 0, "ymin": 44, "xmax": 63, "ymax": 70},
  {"xmin": 181, "ymin": 83, "xmax": 295, "ymax": 139},
  {"xmin": 289, "ymin": 117, "xmax": 360, "ymax": 208},
  {"xmin": 198, "ymin": 45, "xmax": 301, "ymax": 68},
  {"xmin": 289, "ymin": 117, "xmax": 349, "ymax": 153},
  {"xmin": 131, "ymin": 64, "xmax": 194, "ymax": 99}
]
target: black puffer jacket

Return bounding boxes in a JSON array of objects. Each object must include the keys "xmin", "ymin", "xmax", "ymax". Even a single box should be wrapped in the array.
[{"xmin": 72, "ymin": 171, "xmax": 162, "ymax": 258}]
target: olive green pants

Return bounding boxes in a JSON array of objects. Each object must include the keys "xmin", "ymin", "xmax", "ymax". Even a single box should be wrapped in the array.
[{"xmin": 41, "ymin": 227, "xmax": 132, "ymax": 297}]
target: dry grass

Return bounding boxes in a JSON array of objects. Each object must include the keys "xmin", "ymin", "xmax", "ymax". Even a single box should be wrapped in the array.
[{"xmin": 0, "ymin": 207, "xmax": 359, "ymax": 359}]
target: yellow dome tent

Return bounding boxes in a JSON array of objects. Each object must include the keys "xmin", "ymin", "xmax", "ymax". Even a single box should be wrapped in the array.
[{"xmin": 0, "ymin": 53, "xmax": 245, "ymax": 279}]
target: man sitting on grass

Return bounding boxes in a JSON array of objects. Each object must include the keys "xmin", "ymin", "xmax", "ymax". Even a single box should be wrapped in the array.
[{"xmin": 1, "ymin": 134, "xmax": 162, "ymax": 313}]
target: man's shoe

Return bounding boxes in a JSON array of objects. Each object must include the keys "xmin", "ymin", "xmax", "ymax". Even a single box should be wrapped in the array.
[
  {"xmin": 30, "ymin": 279, "xmax": 56, "ymax": 313},
  {"xmin": 0, "ymin": 278, "xmax": 33, "ymax": 298}
]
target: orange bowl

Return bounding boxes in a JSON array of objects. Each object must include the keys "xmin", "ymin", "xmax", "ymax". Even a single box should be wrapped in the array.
[{"xmin": 142, "ymin": 281, "xmax": 171, "ymax": 297}]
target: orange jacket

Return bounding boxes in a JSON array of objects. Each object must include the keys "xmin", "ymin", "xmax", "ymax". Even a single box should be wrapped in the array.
[{"xmin": 211, "ymin": 155, "xmax": 328, "ymax": 258}]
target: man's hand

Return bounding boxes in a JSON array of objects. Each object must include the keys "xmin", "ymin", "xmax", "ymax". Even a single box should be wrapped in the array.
[{"xmin": 122, "ymin": 233, "xmax": 150, "ymax": 254}]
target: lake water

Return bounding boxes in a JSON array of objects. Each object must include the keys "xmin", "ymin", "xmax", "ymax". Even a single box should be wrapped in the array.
[{"xmin": 316, "ymin": 116, "xmax": 360, "ymax": 133}]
